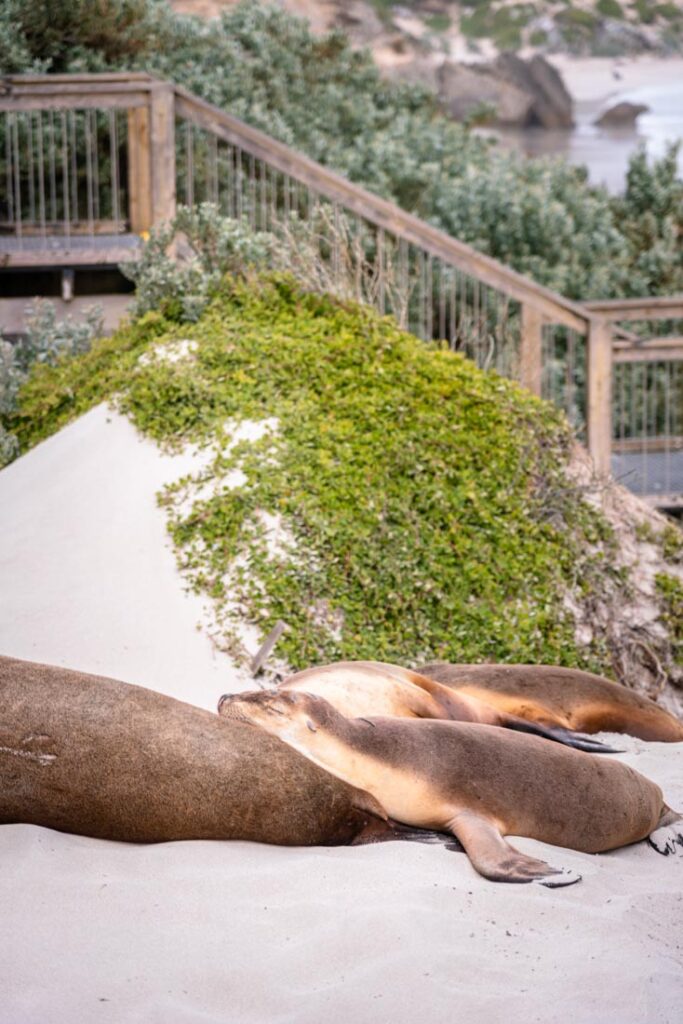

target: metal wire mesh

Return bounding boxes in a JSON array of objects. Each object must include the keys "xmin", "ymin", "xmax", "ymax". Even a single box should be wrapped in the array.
[{"xmin": 0, "ymin": 109, "xmax": 128, "ymax": 245}]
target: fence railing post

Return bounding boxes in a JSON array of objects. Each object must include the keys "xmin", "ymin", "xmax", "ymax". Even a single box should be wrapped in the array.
[
  {"xmin": 519, "ymin": 303, "xmax": 544, "ymax": 396},
  {"xmin": 586, "ymin": 316, "xmax": 613, "ymax": 475},
  {"xmin": 127, "ymin": 107, "xmax": 152, "ymax": 233},
  {"xmin": 149, "ymin": 82, "xmax": 176, "ymax": 228}
]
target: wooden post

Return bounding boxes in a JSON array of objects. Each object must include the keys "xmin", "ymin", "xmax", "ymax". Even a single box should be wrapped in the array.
[
  {"xmin": 149, "ymin": 82, "xmax": 176, "ymax": 228},
  {"xmin": 586, "ymin": 316, "xmax": 613, "ymax": 475},
  {"xmin": 519, "ymin": 302, "xmax": 543, "ymax": 396},
  {"xmin": 126, "ymin": 106, "xmax": 152, "ymax": 233}
]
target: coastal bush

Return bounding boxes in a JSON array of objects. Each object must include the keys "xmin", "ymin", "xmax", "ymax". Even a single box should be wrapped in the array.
[
  {"xmin": 596, "ymin": 0, "xmax": 625, "ymax": 19},
  {"xmin": 3, "ymin": 0, "xmax": 682, "ymax": 301},
  {"xmin": 0, "ymin": 301, "xmax": 104, "ymax": 461},
  {"xmin": 123, "ymin": 205, "xmax": 275, "ymax": 321}
]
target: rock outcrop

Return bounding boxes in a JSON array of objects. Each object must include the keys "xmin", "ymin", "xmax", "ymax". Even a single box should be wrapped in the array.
[
  {"xmin": 437, "ymin": 53, "xmax": 574, "ymax": 128},
  {"xmin": 438, "ymin": 61, "xmax": 533, "ymax": 125},
  {"xmin": 594, "ymin": 101, "xmax": 650, "ymax": 127}
]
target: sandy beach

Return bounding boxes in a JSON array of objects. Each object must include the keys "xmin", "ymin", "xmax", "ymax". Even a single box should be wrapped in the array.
[{"xmin": 1, "ymin": 405, "xmax": 682, "ymax": 1023}]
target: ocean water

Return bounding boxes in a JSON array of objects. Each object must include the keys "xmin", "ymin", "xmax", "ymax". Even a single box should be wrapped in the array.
[{"xmin": 483, "ymin": 78, "xmax": 683, "ymax": 194}]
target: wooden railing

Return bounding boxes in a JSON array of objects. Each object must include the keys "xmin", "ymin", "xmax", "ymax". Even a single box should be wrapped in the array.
[
  {"xmin": 585, "ymin": 297, "xmax": 683, "ymax": 506},
  {"xmin": 1, "ymin": 72, "xmax": 681, "ymax": 503}
]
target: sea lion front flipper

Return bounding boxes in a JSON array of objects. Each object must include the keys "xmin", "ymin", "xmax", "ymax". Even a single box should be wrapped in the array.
[
  {"xmin": 447, "ymin": 810, "xmax": 582, "ymax": 887},
  {"xmin": 502, "ymin": 714, "xmax": 622, "ymax": 754}
]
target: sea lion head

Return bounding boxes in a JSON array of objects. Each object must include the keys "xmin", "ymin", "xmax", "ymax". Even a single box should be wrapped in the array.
[{"xmin": 218, "ymin": 689, "xmax": 338, "ymax": 741}]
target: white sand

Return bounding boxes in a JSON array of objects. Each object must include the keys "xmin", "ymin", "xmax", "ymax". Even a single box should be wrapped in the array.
[
  {"xmin": 548, "ymin": 55, "xmax": 683, "ymax": 105},
  {"xmin": 1, "ymin": 405, "xmax": 683, "ymax": 1023}
]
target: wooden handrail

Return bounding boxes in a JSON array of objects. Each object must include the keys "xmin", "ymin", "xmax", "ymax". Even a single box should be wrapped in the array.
[{"xmin": 585, "ymin": 296, "xmax": 683, "ymax": 321}]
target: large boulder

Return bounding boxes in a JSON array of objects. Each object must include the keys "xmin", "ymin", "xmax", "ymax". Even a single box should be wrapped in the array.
[
  {"xmin": 492, "ymin": 53, "xmax": 574, "ymax": 128},
  {"xmin": 438, "ymin": 61, "xmax": 534, "ymax": 125}
]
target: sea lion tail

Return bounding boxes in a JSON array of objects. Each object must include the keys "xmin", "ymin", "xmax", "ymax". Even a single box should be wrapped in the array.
[{"xmin": 503, "ymin": 714, "xmax": 622, "ymax": 754}]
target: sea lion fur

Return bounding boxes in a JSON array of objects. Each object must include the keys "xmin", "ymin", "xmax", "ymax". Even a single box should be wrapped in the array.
[
  {"xmin": 220, "ymin": 689, "xmax": 683, "ymax": 886},
  {"xmin": 0, "ymin": 654, "xmax": 420, "ymax": 848},
  {"xmin": 418, "ymin": 663, "xmax": 683, "ymax": 742}
]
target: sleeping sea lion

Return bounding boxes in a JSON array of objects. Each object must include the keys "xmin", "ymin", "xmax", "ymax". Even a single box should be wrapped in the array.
[
  {"xmin": 220, "ymin": 689, "xmax": 683, "ymax": 886},
  {"xmin": 275, "ymin": 661, "xmax": 616, "ymax": 753},
  {"xmin": 418, "ymin": 663, "xmax": 683, "ymax": 743},
  {"xmin": 0, "ymin": 654, "xmax": 427, "ymax": 848}
]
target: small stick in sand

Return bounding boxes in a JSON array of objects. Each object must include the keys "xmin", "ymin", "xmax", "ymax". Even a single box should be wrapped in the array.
[{"xmin": 250, "ymin": 621, "xmax": 287, "ymax": 678}]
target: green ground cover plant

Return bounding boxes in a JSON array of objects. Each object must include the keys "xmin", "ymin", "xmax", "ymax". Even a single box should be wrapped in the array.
[{"xmin": 8, "ymin": 271, "xmax": 635, "ymax": 673}]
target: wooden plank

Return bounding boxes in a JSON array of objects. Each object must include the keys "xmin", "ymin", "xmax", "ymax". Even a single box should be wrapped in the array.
[
  {"xmin": 614, "ymin": 342, "xmax": 683, "ymax": 364},
  {"xmin": 0, "ymin": 93, "xmax": 149, "ymax": 112},
  {"xmin": 585, "ymin": 296, "xmax": 683, "ymax": 321},
  {"xmin": 149, "ymin": 84, "xmax": 176, "ymax": 227},
  {"xmin": 5, "ymin": 73, "xmax": 154, "ymax": 85},
  {"xmin": 2, "ymin": 81, "xmax": 154, "ymax": 97},
  {"xmin": 612, "ymin": 437, "xmax": 683, "ymax": 454},
  {"xmin": 0, "ymin": 220, "xmax": 126, "ymax": 235},
  {"xmin": 586, "ymin": 317, "xmax": 613, "ymax": 474},
  {"xmin": 0, "ymin": 294, "xmax": 131, "ymax": 334},
  {"xmin": 519, "ymin": 304, "xmax": 544, "ymax": 395},
  {"xmin": 127, "ymin": 107, "xmax": 153, "ymax": 233},
  {"xmin": 174, "ymin": 88, "xmax": 590, "ymax": 333},
  {"xmin": 0, "ymin": 241, "xmax": 141, "ymax": 268}
]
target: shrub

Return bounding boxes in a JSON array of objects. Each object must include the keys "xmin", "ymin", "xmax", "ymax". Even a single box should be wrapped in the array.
[
  {"xmin": 596, "ymin": 0, "xmax": 625, "ymax": 19},
  {"xmin": 122, "ymin": 205, "xmax": 276, "ymax": 321},
  {"xmin": 0, "ymin": 300, "xmax": 104, "ymax": 465}
]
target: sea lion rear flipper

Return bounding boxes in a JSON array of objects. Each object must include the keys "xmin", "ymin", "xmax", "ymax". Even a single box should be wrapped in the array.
[
  {"xmin": 351, "ymin": 818, "xmax": 459, "ymax": 848},
  {"xmin": 502, "ymin": 714, "xmax": 622, "ymax": 754},
  {"xmin": 648, "ymin": 809, "xmax": 683, "ymax": 857},
  {"xmin": 447, "ymin": 810, "xmax": 582, "ymax": 887}
]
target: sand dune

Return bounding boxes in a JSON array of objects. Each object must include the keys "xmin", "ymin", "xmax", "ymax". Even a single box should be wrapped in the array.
[{"xmin": 1, "ymin": 405, "xmax": 682, "ymax": 1023}]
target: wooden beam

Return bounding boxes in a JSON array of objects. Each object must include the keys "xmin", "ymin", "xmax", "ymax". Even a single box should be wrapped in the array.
[
  {"xmin": 585, "ymin": 296, "xmax": 683, "ymax": 321},
  {"xmin": 127, "ymin": 107, "xmax": 153, "ymax": 233},
  {"xmin": 614, "ymin": 342, "xmax": 683, "ymax": 364},
  {"xmin": 0, "ymin": 294, "xmax": 131, "ymax": 334},
  {"xmin": 149, "ymin": 83, "xmax": 176, "ymax": 227},
  {"xmin": 4, "ymin": 73, "xmax": 154, "ymax": 84},
  {"xmin": 0, "ymin": 93, "xmax": 149, "ymax": 112},
  {"xmin": 612, "ymin": 437, "xmax": 683, "ymax": 454},
  {"xmin": 586, "ymin": 317, "xmax": 613, "ymax": 475},
  {"xmin": 0, "ymin": 239, "xmax": 141, "ymax": 268},
  {"xmin": 519, "ymin": 304, "xmax": 544, "ymax": 395}
]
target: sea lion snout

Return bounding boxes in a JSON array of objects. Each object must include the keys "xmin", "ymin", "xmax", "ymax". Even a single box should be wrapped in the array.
[{"xmin": 217, "ymin": 690, "xmax": 304, "ymax": 724}]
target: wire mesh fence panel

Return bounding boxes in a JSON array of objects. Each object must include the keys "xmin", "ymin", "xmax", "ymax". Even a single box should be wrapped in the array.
[
  {"xmin": 0, "ymin": 109, "xmax": 129, "ymax": 245},
  {"xmin": 541, "ymin": 325, "xmax": 587, "ymax": 438},
  {"xmin": 175, "ymin": 117, "xmax": 529, "ymax": 376},
  {"xmin": 612, "ymin": 358, "xmax": 683, "ymax": 499},
  {"xmin": 609, "ymin": 313, "xmax": 683, "ymax": 498}
]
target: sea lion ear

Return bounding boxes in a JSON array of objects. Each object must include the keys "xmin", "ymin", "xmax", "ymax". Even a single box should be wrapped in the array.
[{"xmin": 306, "ymin": 719, "xmax": 318, "ymax": 733}]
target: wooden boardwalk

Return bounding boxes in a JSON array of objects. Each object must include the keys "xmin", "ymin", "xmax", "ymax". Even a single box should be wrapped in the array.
[{"xmin": 1, "ymin": 72, "xmax": 682, "ymax": 507}]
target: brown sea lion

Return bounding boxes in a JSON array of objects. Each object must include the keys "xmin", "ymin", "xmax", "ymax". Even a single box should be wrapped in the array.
[
  {"xmin": 275, "ymin": 661, "xmax": 616, "ymax": 753},
  {"xmin": 0, "ymin": 654, "xmax": 427, "ymax": 848},
  {"xmin": 220, "ymin": 689, "xmax": 683, "ymax": 886},
  {"xmin": 417, "ymin": 663, "xmax": 683, "ymax": 743}
]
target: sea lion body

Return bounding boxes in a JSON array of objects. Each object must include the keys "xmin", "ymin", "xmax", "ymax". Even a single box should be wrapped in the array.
[
  {"xmin": 0, "ymin": 655, "xmax": 392, "ymax": 846},
  {"xmin": 279, "ymin": 661, "xmax": 616, "ymax": 753},
  {"xmin": 221, "ymin": 689, "xmax": 683, "ymax": 885},
  {"xmin": 419, "ymin": 663, "xmax": 683, "ymax": 742}
]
